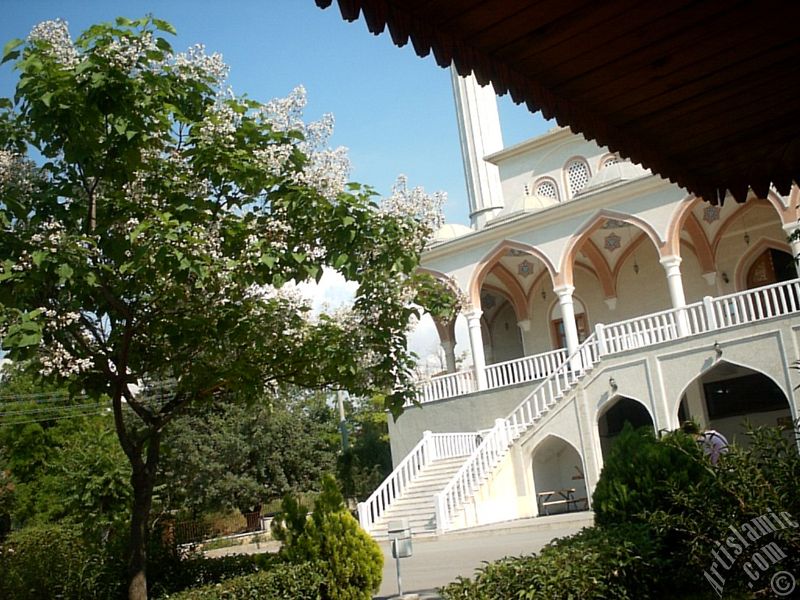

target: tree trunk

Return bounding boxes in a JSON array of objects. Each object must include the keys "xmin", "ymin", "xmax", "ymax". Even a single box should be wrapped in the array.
[{"xmin": 126, "ymin": 434, "xmax": 161, "ymax": 600}]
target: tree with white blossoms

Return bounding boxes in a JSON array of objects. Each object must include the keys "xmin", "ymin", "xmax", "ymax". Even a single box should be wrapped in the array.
[{"xmin": 0, "ymin": 17, "xmax": 457, "ymax": 600}]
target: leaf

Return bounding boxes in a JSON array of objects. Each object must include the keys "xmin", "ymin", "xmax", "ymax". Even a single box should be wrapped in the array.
[
  {"xmin": 152, "ymin": 19, "xmax": 177, "ymax": 35},
  {"xmin": 57, "ymin": 263, "xmax": 74, "ymax": 282},
  {"xmin": 1, "ymin": 38, "xmax": 23, "ymax": 65},
  {"xmin": 3, "ymin": 320, "xmax": 42, "ymax": 349}
]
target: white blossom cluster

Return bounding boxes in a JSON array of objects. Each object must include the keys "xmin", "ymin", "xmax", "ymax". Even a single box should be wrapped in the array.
[
  {"xmin": 292, "ymin": 146, "xmax": 350, "ymax": 203},
  {"xmin": 196, "ymin": 98, "xmax": 242, "ymax": 146},
  {"xmin": 258, "ymin": 86, "xmax": 351, "ymax": 201},
  {"xmin": 96, "ymin": 30, "xmax": 158, "ymax": 72},
  {"xmin": 171, "ymin": 44, "xmax": 229, "ymax": 85},
  {"xmin": 0, "ymin": 150, "xmax": 37, "ymax": 195},
  {"xmin": 27, "ymin": 19, "xmax": 79, "ymax": 68},
  {"xmin": 380, "ymin": 175, "xmax": 446, "ymax": 237},
  {"xmin": 38, "ymin": 340, "xmax": 94, "ymax": 377},
  {"xmin": 245, "ymin": 282, "xmax": 311, "ymax": 312}
]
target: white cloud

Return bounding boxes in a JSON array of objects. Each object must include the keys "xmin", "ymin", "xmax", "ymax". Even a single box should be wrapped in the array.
[{"xmin": 295, "ymin": 268, "xmax": 358, "ymax": 313}]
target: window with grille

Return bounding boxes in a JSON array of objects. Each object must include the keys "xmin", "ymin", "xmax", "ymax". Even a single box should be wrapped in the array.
[
  {"xmin": 566, "ymin": 159, "xmax": 590, "ymax": 196},
  {"xmin": 602, "ymin": 155, "xmax": 620, "ymax": 169},
  {"xmin": 535, "ymin": 179, "xmax": 559, "ymax": 201}
]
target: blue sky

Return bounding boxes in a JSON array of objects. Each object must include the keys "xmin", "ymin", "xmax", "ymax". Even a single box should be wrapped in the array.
[{"xmin": 0, "ymin": 0, "xmax": 551, "ymax": 225}]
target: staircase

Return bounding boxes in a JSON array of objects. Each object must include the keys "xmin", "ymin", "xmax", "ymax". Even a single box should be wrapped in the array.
[{"xmin": 368, "ymin": 456, "xmax": 465, "ymax": 538}]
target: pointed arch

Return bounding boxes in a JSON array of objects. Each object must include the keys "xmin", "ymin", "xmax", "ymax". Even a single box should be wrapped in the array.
[
  {"xmin": 560, "ymin": 209, "xmax": 665, "ymax": 287},
  {"xmin": 489, "ymin": 263, "xmax": 530, "ymax": 322},
  {"xmin": 733, "ymin": 238, "xmax": 792, "ymax": 291},
  {"xmin": 417, "ymin": 266, "xmax": 466, "ymax": 300},
  {"xmin": 712, "ymin": 197, "xmax": 786, "ymax": 253},
  {"xmin": 469, "ymin": 240, "xmax": 557, "ymax": 310},
  {"xmin": 664, "ymin": 195, "xmax": 701, "ymax": 256},
  {"xmin": 529, "ymin": 432, "xmax": 582, "ymax": 457},
  {"xmin": 579, "ymin": 240, "xmax": 616, "ymax": 298},
  {"xmin": 682, "ymin": 214, "xmax": 716, "ymax": 274},
  {"xmin": 610, "ymin": 230, "xmax": 650, "ymax": 286}
]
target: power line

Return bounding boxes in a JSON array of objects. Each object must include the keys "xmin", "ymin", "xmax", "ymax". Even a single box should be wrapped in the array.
[{"xmin": 0, "ymin": 409, "xmax": 111, "ymax": 426}]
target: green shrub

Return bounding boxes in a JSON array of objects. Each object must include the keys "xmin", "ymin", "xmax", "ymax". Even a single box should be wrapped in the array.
[
  {"xmin": 439, "ymin": 523, "xmax": 661, "ymax": 600},
  {"xmin": 163, "ymin": 561, "xmax": 323, "ymax": 599},
  {"xmin": 592, "ymin": 424, "xmax": 708, "ymax": 527},
  {"xmin": 0, "ymin": 523, "xmax": 123, "ymax": 599},
  {"xmin": 272, "ymin": 475, "xmax": 383, "ymax": 600}
]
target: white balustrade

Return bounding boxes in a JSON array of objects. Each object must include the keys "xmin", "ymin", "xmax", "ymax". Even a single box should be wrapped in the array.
[
  {"xmin": 484, "ymin": 348, "xmax": 568, "ymax": 389},
  {"xmin": 411, "ymin": 370, "xmax": 476, "ymax": 406},
  {"xmin": 711, "ymin": 279, "xmax": 800, "ymax": 328},
  {"xmin": 357, "ymin": 430, "xmax": 479, "ymax": 533},
  {"xmin": 435, "ymin": 335, "xmax": 598, "ymax": 531}
]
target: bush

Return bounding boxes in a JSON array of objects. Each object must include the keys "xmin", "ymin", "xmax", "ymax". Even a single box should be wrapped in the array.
[
  {"xmin": 0, "ymin": 523, "xmax": 123, "ymax": 599},
  {"xmin": 163, "ymin": 561, "xmax": 323, "ymax": 600},
  {"xmin": 439, "ymin": 523, "xmax": 661, "ymax": 600},
  {"xmin": 272, "ymin": 475, "xmax": 383, "ymax": 600},
  {"xmin": 592, "ymin": 424, "xmax": 708, "ymax": 527}
]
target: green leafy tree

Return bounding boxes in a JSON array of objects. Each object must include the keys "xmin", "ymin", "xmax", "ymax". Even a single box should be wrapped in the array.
[
  {"xmin": 338, "ymin": 394, "xmax": 392, "ymax": 501},
  {"xmin": 0, "ymin": 17, "xmax": 453, "ymax": 599},
  {"xmin": 0, "ymin": 362, "xmax": 131, "ymax": 535},
  {"xmin": 159, "ymin": 390, "xmax": 338, "ymax": 519}
]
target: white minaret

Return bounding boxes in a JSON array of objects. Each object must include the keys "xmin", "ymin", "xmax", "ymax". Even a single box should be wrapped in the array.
[{"xmin": 451, "ymin": 69, "xmax": 505, "ymax": 229}]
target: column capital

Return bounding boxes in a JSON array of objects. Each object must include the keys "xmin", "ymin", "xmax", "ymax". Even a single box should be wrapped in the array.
[
  {"xmin": 517, "ymin": 319, "xmax": 531, "ymax": 332},
  {"xmin": 464, "ymin": 308, "xmax": 483, "ymax": 322},
  {"xmin": 553, "ymin": 284, "xmax": 575, "ymax": 298},
  {"xmin": 782, "ymin": 222, "xmax": 799, "ymax": 234},
  {"xmin": 659, "ymin": 254, "xmax": 683, "ymax": 269}
]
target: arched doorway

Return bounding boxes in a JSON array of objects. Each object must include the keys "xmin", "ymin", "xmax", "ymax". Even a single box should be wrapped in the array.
[
  {"xmin": 531, "ymin": 436, "xmax": 589, "ymax": 516},
  {"xmin": 746, "ymin": 248, "xmax": 795, "ymax": 289},
  {"xmin": 678, "ymin": 361, "xmax": 793, "ymax": 446},
  {"xmin": 598, "ymin": 396, "xmax": 655, "ymax": 460}
]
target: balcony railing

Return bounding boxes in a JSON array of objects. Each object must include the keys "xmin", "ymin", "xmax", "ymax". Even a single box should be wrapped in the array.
[{"xmin": 414, "ymin": 278, "xmax": 800, "ymax": 405}]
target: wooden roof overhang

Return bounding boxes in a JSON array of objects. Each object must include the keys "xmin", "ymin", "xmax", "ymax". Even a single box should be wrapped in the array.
[{"xmin": 314, "ymin": 0, "xmax": 800, "ymax": 204}]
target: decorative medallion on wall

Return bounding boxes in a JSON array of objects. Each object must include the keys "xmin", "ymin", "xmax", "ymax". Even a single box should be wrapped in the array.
[
  {"xmin": 604, "ymin": 233, "xmax": 622, "ymax": 252},
  {"xmin": 602, "ymin": 219, "xmax": 629, "ymax": 229},
  {"xmin": 703, "ymin": 205, "xmax": 721, "ymax": 224},
  {"xmin": 518, "ymin": 259, "xmax": 533, "ymax": 277},
  {"xmin": 480, "ymin": 292, "xmax": 496, "ymax": 310}
]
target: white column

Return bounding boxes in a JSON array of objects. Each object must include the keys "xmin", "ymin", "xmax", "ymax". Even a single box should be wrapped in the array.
[
  {"xmin": 451, "ymin": 70, "xmax": 504, "ymax": 229},
  {"xmin": 783, "ymin": 223, "xmax": 800, "ymax": 278},
  {"xmin": 441, "ymin": 340, "xmax": 457, "ymax": 373},
  {"xmin": 554, "ymin": 285, "xmax": 581, "ymax": 368},
  {"xmin": 465, "ymin": 309, "xmax": 488, "ymax": 390},
  {"xmin": 660, "ymin": 255, "xmax": 690, "ymax": 336}
]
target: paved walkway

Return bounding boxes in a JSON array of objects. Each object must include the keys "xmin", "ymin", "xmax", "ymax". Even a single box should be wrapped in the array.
[
  {"xmin": 202, "ymin": 511, "xmax": 594, "ymax": 599},
  {"xmin": 374, "ymin": 511, "xmax": 594, "ymax": 599}
]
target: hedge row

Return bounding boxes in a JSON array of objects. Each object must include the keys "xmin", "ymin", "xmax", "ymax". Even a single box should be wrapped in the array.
[{"xmin": 163, "ymin": 562, "xmax": 323, "ymax": 600}]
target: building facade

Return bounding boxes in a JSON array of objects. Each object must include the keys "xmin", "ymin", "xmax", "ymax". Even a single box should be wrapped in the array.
[{"xmin": 359, "ymin": 75, "xmax": 800, "ymax": 536}]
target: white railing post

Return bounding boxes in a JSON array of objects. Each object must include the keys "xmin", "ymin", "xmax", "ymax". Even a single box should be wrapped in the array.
[
  {"xmin": 703, "ymin": 296, "xmax": 718, "ymax": 330},
  {"xmin": 434, "ymin": 493, "xmax": 447, "ymax": 533},
  {"xmin": 594, "ymin": 323, "xmax": 608, "ymax": 356},
  {"xmin": 357, "ymin": 502, "xmax": 367, "ymax": 529},
  {"xmin": 423, "ymin": 430, "xmax": 435, "ymax": 461}
]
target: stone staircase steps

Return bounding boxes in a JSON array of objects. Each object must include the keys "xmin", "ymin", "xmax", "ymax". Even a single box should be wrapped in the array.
[{"xmin": 368, "ymin": 456, "xmax": 466, "ymax": 538}]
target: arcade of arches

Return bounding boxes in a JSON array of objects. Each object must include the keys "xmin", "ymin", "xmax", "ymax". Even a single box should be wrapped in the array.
[{"xmin": 431, "ymin": 197, "xmax": 800, "ymax": 384}]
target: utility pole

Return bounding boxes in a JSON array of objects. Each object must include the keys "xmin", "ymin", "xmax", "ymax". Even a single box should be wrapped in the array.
[{"xmin": 337, "ymin": 390, "xmax": 349, "ymax": 452}]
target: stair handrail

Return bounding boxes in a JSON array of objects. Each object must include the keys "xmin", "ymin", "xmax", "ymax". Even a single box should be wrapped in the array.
[
  {"xmin": 357, "ymin": 430, "xmax": 479, "ymax": 532},
  {"xmin": 435, "ymin": 334, "xmax": 600, "ymax": 531}
]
